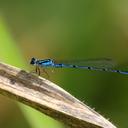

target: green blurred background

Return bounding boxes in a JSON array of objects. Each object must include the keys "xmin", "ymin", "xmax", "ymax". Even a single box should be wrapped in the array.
[{"xmin": 0, "ymin": 1, "xmax": 128, "ymax": 128}]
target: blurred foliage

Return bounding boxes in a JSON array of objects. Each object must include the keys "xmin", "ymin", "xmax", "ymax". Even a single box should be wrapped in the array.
[{"xmin": 0, "ymin": 1, "xmax": 128, "ymax": 128}]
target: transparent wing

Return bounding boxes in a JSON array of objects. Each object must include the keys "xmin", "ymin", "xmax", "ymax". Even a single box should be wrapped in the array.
[
  {"xmin": 54, "ymin": 58, "xmax": 116, "ymax": 68},
  {"xmin": 114, "ymin": 63, "xmax": 128, "ymax": 71}
]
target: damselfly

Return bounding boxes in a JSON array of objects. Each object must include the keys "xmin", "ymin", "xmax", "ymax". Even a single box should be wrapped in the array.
[{"xmin": 30, "ymin": 57, "xmax": 128, "ymax": 75}]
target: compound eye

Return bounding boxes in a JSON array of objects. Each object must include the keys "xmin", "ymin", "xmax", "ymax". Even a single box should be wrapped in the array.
[{"xmin": 30, "ymin": 58, "xmax": 36, "ymax": 65}]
